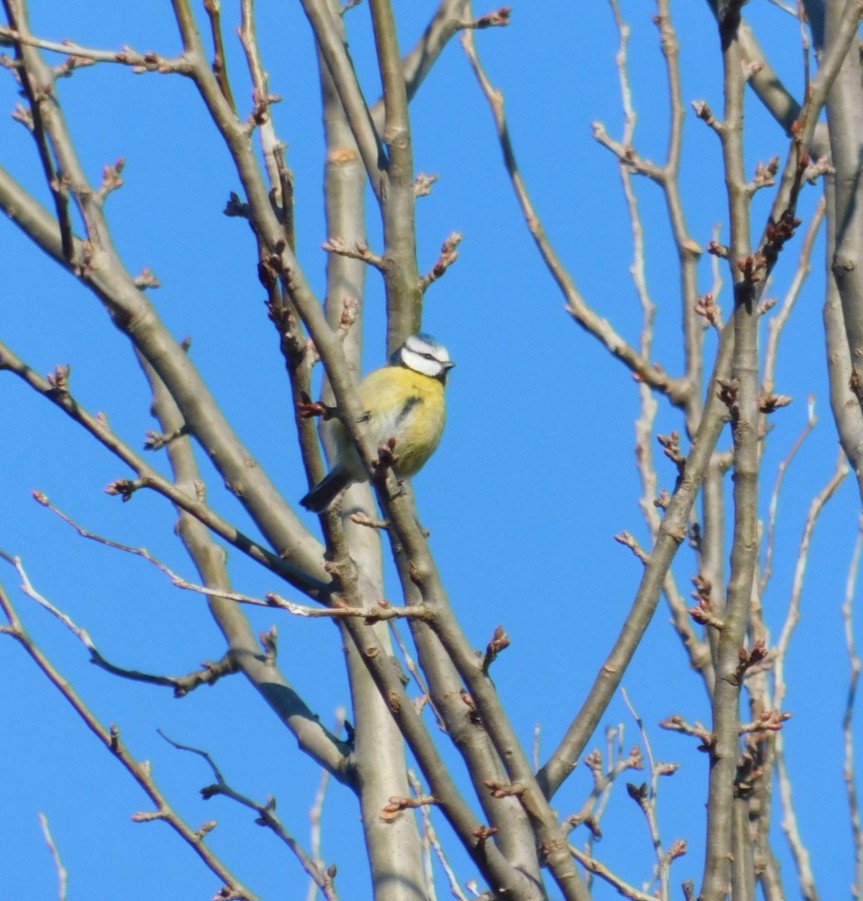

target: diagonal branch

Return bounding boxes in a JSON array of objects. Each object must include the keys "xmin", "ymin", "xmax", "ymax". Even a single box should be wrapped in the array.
[
  {"xmin": 0, "ymin": 582, "xmax": 263, "ymax": 901},
  {"xmin": 159, "ymin": 730, "xmax": 340, "ymax": 899},
  {"xmin": 1, "ymin": 5, "xmax": 331, "ymax": 591},
  {"xmin": 0, "ymin": 338, "xmax": 326, "ymax": 595},
  {"xmin": 0, "ymin": 548, "xmax": 240, "ymax": 695},
  {"xmin": 295, "ymin": 0, "xmax": 385, "ymax": 195},
  {"xmin": 537, "ymin": 321, "xmax": 735, "ymax": 799},
  {"xmin": 461, "ymin": 29, "xmax": 690, "ymax": 407}
]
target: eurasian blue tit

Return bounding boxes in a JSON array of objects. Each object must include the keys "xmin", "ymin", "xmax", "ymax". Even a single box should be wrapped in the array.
[{"xmin": 300, "ymin": 333, "xmax": 455, "ymax": 513}]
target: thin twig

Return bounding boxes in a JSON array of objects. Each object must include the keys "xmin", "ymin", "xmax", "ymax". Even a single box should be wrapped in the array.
[
  {"xmin": 569, "ymin": 843, "xmax": 656, "ymax": 901},
  {"xmin": 773, "ymin": 451, "xmax": 849, "ymax": 708},
  {"xmin": 771, "ymin": 452, "xmax": 848, "ymax": 901},
  {"xmin": 388, "ymin": 620, "xmax": 447, "ymax": 730},
  {"xmin": 203, "ymin": 0, "xmax": 236, "ymax": 111},
  {"xmin": 563, "ymin": 729, "xmax": 644, "ymax": 840},
  {"xmin": 774, "ymin": 740, "xmax": 819, "ymax": 900},
  {"xmin": 30, "ymin": 492, "xmax": 427, "ymax": 621},
  {"xmin": 305, "ymin": 708, "xmax": 344, "ymax": 901},
  {"xmin": 759, "ymin": 397, "xmax": 817, "ymax": 598},
  {"xmin": 0, "ymin": 25, "xmax": 188, "ymax": 71},
  {"xmin": 622, "ymin": 688, "xmax": 676, "ymax": 901},
  {"xmin": 762, "ymin": 196, "xmax": 826, "ymax": 395},
  {"xmin": 158, "ymin": 731, "xmax": 339, "ymax": 900},
  {"xmin": 408, "ymin": 770, "xmax": 470, "ymax": 901},
  {"xmin": 38, "ymin": 813, "xmax": 68, "ymax": 901},
  {"xmin": 0, "ymin": 548, "xmax": 240, "ymax": 695},
  {"xmin": 0, "ymin": 583, "xmax": 260, "ymax": 901},
  {"xmin": 843, "ymin": 518, "xmax": 863, "ymax": 900},
  {"xmin": 460, "ymin": 28, "xmax": 689, "ymax": 407}
]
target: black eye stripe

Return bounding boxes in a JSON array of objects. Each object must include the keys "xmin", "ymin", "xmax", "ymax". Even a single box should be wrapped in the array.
[{"xmin": 404, "ymin": 346, "xmax": 447, "ymax": 368}]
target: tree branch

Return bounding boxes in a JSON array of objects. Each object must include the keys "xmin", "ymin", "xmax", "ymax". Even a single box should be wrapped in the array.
[
  {"xmin": 159, "ymin": 730, "xmax": 339, "ymax": 899},
  {"xmin": 461, "ymin": 29, "xmax": 691, "ymax": 408},
  {"xmin": 0, "ymin": 338, "xmax": 326, "ymax": 595},
  {"xmin": 537, "ymin": 321, "xmax": 735, "ymax": 799},
  {"xmin": 0, "ymin": 582, "xmax": 262, "ymax": 901}
]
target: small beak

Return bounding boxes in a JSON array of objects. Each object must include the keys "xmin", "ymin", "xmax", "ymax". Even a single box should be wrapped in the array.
[{"xmin": 442, "ymin": 361, "xmax": 456, "ymax": 370}]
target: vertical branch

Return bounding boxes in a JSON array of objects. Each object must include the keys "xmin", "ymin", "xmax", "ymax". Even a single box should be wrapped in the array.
[
  {"xmin": 701, "ymin": 7, "xmax": 757, "ymax": 900},
  {"xmin": 203, "ymin": 0, "xmax": 237, "ymax": 111},
  {"xmin": 775, "ymin": 739, "xmax": 820, "ymax": 901},
  {"xmin": 621, "ymin": 690, "xmax": 675, "ymax": 901},
  {"xmin": 653, "ymin": 0, "xmax": 704, "ymax": 417},
  {"xmin": 368, "ymin": 0, "xmax": 422, "ymax": 347},
  {"xmin": 824, "ymin": 181, "xmax": 863, "ymax": 497},
  {"xmin": 799, "ymin": 0, "xmax": 863, "ymax": 496},
  {"xmin": 843, "ymin": 519, "xmax": 863, "ymax": 901},
  {"xmin": 653, "ymin": 0, "xmax": 725, "ymax": 692},
  {"xmin": 38, "ymin": 813, "xmax": 68, "ymax": 901},
  {"xmin": 825, "ymin": 1, "xmax": 863, "ymax": 439},
  {"xmin": 763, "ymin": 197, "xmax": 826, "ymax": 394},
  {"xmin": 5, "ymin": 4, "xmax": 74, "ymax": 262},
  {"xmin": 238, "ymin": 0, "xmax": 292, "ymax": 237},
  {"xmin": 313, "ymin": 7, "xmax": 428, "ymax": 895},
  {"xmin": 824, "ymin": 115, "xmax": 863, "ymax": 497},
  {"xmin": 767, "ymin": 454, "xmax": 847, "ymax": 901}
]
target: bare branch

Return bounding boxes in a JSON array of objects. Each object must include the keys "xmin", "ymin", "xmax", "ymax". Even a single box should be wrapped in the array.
[
  {"xmin": 0, "ymin": 340, "xmax": 326, "ymax": 595},
  {"xmin": 158, "ymin": 731, "xmax": 339, "ymax": 899},
  {"xmin": 38, "ymin": 813, "xmax": 67, "ymax": 901},
  {"xmin": 0, "ymin": 582, "xmax": 262, "ymax": 901},
  {"xmin": 322, "ymin": 237, "xmax": 386, "ymax": 270},
  {"xmin": 296, "ymin": 0, "xmax": 385, "ymax": 196},
  {"xmin": 0, "ymin": 24, "xmax": 188, "ymax": 72},
  {"xmin": 774, "ymin": 451, "xmax": 849, "ymax": 703},
  {"xmin": 420, "ymin": 231, "xmax": 462, "ymax": 292},
  {"xmin": 537, "ymin": 317, "xmax": 735, "ymax": 799},
  {"xmin": 460, "ymin": 28, "xmax": 690, "ymax": 407},
  {"xmin": 622, "ymin": 689, "xmax": 681, "ymax": 901},
  {"xmin": 569, "ymin": 844, "xmax": 656, "ymax": 901},
  {"xmin": 759, "ymin": 396, "xmax": 818, "ymax": 597},
  {"xmin": 843, "ymin": 519, "xmax": 863, "ymax": 900},
  {"xmin": 0, "ymin": 545, "xmax": 243, "ymax": 695},
  {"xmin": 203, "ymin": 0, "xmax": 236, "ymax": 111},
  {"xmin": 407, "ymin": 770, "xmax": 470, "ymax": 901}
]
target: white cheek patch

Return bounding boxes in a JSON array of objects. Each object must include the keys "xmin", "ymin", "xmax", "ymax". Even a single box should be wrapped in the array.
[{"xmin": 403, "ymin": 351, "xmax": 450, "ymax": 379}]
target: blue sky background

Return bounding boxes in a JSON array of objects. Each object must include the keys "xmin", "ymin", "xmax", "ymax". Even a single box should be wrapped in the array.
[{"xmin": 1, "ymin": 1, "xmax": 859, "ymax": 898}]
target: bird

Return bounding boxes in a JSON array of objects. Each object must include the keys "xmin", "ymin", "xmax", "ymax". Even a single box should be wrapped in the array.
[{"xmin": 300, "ymin": 333, "xmax": 455, "ymax": 513}]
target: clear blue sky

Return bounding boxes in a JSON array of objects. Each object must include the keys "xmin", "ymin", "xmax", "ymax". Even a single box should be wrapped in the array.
[{"xmin": 1, "ymin": 1, "xmax": 859, "ymax": 898}]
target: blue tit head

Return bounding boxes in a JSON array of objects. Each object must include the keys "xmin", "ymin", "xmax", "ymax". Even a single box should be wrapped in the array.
[{"xmin": 391, "ymin": 333, "xmax": 455, "ymax": 385}]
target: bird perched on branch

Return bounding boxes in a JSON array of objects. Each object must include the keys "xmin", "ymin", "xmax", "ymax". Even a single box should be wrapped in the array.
[{"xmin": 300, "ymin": 333, "xmax": 455, "ymax": 513}]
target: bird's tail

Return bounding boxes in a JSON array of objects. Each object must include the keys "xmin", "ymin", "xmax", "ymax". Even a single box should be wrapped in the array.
[{"xmin": 300, "ymin": 469, "xmax": 352, "ymax": 513}]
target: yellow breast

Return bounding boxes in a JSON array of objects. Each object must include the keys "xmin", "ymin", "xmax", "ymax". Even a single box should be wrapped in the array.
[{"xmin": 357, "ymin": 366, "xmax": 447, "ymax": 477}]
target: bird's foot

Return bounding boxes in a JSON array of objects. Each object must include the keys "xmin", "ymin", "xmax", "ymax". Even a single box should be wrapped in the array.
[
  {"xmin": 297, "ymin": 393, "xmax": 337, "ymax": 420},
  {"xmin": 374, "ymin": 437, "xmax": 399, "ymax": 471}
]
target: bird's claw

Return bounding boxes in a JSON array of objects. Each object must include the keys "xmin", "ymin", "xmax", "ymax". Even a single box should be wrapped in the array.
[{"xmin": 298, "ymin": 396, "xmax": 336, "ymax": 420}]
